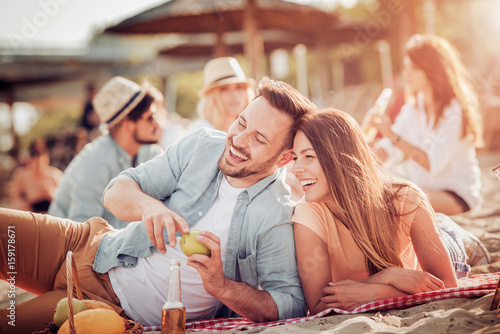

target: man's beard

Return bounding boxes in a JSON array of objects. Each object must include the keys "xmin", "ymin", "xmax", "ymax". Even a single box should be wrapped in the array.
[
  {"xmin": 218, "ymin": 137, "xmax": 282, "ymax": 179},
  {"xmin": 133, "ymin": 129, "xmax": 159, "ymax": 145}
]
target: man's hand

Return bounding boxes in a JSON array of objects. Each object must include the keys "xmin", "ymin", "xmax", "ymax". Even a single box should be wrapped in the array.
[
  {"xmin": 142, "ymin": 202, "xmax": 189, "ymax": 253},
  {"xmin": 185, "ymin": 231, "xmax": 229, "ymax": 296}
]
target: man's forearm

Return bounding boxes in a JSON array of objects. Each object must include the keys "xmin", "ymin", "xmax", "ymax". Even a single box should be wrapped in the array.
[
  {"xmin": 217, "ymin": 280, "xmax": 279, "ymax": 322},
  {"xmin": 103, "ymin": 178, "xmax": 157, "ymax": 222}
]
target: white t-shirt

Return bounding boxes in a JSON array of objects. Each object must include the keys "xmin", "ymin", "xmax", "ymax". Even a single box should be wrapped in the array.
[{"xmin": 108, "ymin": 177, "xmax": 243, "ymax": 326}]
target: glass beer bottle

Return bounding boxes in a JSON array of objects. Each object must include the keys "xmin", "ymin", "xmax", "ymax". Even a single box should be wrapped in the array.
[
  {"xmin": 361, "ymin": 88, "xmax": 393, "ymax": 144},
  {"xmin": 161, "ymin": 259, "xmax": 186, "ymax": 334}
]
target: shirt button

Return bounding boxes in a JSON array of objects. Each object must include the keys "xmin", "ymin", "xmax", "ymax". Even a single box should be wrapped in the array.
[{"xmin": 198, "ymin": 211, "xmax": 203, "ymax": 216}]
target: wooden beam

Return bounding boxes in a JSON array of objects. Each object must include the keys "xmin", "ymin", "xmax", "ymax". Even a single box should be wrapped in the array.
[{"xmin": 243, "ymin": 0, "xmax": 264, "ymax": 80}]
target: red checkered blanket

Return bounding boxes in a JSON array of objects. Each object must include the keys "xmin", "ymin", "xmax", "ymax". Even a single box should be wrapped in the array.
[{"xmin": 144, "ymin": 272, "xmax": 500, "ymax": 332}]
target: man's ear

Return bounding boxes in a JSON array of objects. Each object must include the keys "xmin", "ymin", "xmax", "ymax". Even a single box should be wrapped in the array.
[{"xmin": 277, "ymin": 149, "xmax": 293, "ymax": 168}]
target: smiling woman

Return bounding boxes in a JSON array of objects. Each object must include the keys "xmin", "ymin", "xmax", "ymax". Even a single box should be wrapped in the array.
[{"xmin": 290, "ymin": 108, "xmax": 485, "ymax": 315}]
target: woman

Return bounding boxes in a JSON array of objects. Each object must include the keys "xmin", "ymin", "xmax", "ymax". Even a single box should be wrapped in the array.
[
  {"xmin": 291, "ymin": 109, "xmax": 472, "ymax": 315},
  {"xmin": 189, "ymin": 57, "xmax": 255, "ymax": 133},
  {"xmin": 371, "ymin": 34, "xmax": 483, "ymax": 215}
]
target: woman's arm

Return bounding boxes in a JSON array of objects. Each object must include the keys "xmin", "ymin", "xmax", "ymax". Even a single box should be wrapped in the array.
[
  {"xmin": 374, "ymin": 114, "xmax": 430, "ymax": 170},
  {"xmin": 293, "ymin": 223, "xmax": 331, "ymax": 315},
  {"xmin": 409, "ymin": 206, "xmax": 458, "ymax": 288},
  {"xmin": 363, "ymin": 205, "xmax": 457, "ymax": 293}
]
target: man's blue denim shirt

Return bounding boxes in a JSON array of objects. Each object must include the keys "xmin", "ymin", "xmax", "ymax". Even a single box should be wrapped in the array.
[
  {"xmin": 49, "ymin": 133, "xmax": 162, "ymax": 228},
  {"xmin": 95, "ymin": 128, "xmax": 306, "ymax": 320}
]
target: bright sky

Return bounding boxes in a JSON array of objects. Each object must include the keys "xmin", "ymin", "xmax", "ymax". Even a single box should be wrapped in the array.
[
  {"xmin": 0, "ymin": 0, "xmax": 356, "ymax": 51},
  {"xmin": 0, "ymin": 0, "xmax": 171, "ymax": 50}
]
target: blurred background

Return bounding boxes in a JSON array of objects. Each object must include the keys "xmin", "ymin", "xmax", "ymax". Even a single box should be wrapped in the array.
[{"xmin": 0, "ymin": 0, "xmax": 499, "ymax": 205}]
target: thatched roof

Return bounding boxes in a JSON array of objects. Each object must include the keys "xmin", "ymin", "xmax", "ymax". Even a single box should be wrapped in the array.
[{"xmin": 106, "ymin": 0, "xmax": 341, "ymax": 35}]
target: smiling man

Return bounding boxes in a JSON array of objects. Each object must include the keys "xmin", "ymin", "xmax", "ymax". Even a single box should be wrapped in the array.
[
  {"xmin": 102, "ymin": 77, "xmax": 316, "ymax": 324},
  {"xmin": 0, "ymin": 77, "xmax": 317, "ymax": 333}
]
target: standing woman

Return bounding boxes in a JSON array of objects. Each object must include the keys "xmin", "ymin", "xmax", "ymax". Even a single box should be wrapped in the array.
[
  {"xmin": 189, "ymin": 57, "xmax": 255, "ymax": 133},
  {"xmin": 291, "ymin": 109, "xmax": 476, "ymax": 315},
  {"xmin": 372, "ymin": 34, "xmax": 483, "ymax": 215}
]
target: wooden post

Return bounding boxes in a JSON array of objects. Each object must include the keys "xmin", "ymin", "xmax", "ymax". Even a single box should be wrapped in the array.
[
  {"xmin": 294, "ymin": 44, "xmax": 308, "ymax": 97},
  {"xmin": 213, "ymin": 23, "xmax": 227, "ymax": 57},
  {"xmin": 6, "ymin": 87, "xmax": 19, "ymax": 160},
  {"xmin": 376, "ymin": 39, "xmax": 394, "ymax": 89},
  {"xmin": 243, "ymin": 0, "xmax": 264, "ymax": 80},
  {"xmin": 315, "ymin": 37, "xmax": 331, "ymax": 105}
]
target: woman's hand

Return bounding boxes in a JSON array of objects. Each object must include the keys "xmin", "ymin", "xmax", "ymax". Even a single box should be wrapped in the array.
[
  {"xmin": 371, "ymin": 113, "xmax": 394, "ymax": 139},
  {"xmin": 321, "ymin": 280, "xmax": 384, "ymax": 311},
  {"xmin": 365, "ymin": 267, "xmax": 445, "ymax": 295}
]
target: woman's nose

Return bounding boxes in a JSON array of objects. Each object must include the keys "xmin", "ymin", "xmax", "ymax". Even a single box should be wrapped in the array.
[{"xmin": 290, "ymin": 160, "xmax": 303, "ymax": 176}]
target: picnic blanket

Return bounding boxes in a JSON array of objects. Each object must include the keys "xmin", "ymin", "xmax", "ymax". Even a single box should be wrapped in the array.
[{"xmin": 143, "ymin": 272, "xmax": 500, "ymax": 332}]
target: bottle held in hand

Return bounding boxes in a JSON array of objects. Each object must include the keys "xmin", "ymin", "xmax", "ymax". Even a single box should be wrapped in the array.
[
  {"xmin": 361, "ymin": 88, "xmax": 393, "ymax": 144},
  {"xmin": 161, "ymin": 259, "xmax": 186, "ymax": 334}
]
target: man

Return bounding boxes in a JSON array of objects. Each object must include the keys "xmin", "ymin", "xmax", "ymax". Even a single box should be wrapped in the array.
[
  {"xmin": 0, "ymin": 77, "xmax": 316, "ymax": 333},
  {"xmin": 48, "ymin": 76, "xmax": 163, "ymax": 228}
]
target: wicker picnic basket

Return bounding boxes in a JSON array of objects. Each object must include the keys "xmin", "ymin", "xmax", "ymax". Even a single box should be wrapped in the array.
[{"xmin": 63, "ymin": 251, "xmax": 143, "ymax": 334}]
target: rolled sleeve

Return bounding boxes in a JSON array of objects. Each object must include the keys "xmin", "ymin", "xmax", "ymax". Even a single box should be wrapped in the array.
[
  {"xmin": 257, "ymin": 222, "xmax": 306, "ymax": 319},
  {"xmin": 103, "ymin": 130, "xmax": 202, "ymax": 202}
]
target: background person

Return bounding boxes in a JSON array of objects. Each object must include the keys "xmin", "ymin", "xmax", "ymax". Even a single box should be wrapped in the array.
[
  {"xmin": 48, "ymin": 76, "xmax": 163, "ymax": 228},
  {"xmin": 8, "ymin": 138, "xmax": 62, "ymax": 213},
  {"xmin": 142, "ymin": 78, "xmax": 187, "ymax": 149},
  {"xmin": 291, "ymin": 109, "xmax": 484, "ymax": 315},
  {"xmin": 189, "ymin": 57, "xmax": 255, "ymax": 133},
  {"xmin": 370, "ymin": 34, "xmax": 483, "ymax": 215}
]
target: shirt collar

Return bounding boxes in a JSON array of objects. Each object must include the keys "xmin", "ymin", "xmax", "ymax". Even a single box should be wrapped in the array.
[
  {"xmin": 105, "ymin": 133, "xmax": 134, "ymax": 166},
  {"xmin": 236, "ymin": 167, "xmax": 284, "ymax": 202}
]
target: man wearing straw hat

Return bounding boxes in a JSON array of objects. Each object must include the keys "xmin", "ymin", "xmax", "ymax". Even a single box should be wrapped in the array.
[
  {"xmin": 48, "ymin": 76, "xmax": 163, "ymax": 229},
  {"xmin": 0, "ymin": 77, "xmax": 316, "ymax": 333}
]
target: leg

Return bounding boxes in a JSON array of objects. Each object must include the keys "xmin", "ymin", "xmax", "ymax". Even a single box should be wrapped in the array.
[
  {"xmin": 436, "ymin": 213, "xmax": 490, "ymax": 277},
  {"xmin": 424, "ymin": 189, "xmax": 467, "ymax": 215},
  {"xmin": 0, "ymin": 209, "xmax": 119, "ymax": 332},
  {"xmin": 0, "ymin": 208, "xmax": 84, "ymax": 295},
  {"xmin": 0, "ymin": 290, "xmax": 65, "ymax": 334}
]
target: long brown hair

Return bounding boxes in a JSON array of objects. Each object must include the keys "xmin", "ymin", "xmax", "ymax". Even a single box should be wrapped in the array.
[
  {"xmin": 299, "ymin": 108, "xmax": 420, "ymax": 274},
  {"xmin": 405, "ymin": 34, "xmax": 483, "ymax": 147}
]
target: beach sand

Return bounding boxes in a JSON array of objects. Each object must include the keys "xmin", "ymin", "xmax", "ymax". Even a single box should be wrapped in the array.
[{"xmin": 1, "ymin": 150, "xmax": 500, "ymax": 333}]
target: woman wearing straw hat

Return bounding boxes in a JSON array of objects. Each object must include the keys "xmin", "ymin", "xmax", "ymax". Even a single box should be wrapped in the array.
[{"xmin": 190, "ymin": 57, "xmax": 256, "ymax": 133}]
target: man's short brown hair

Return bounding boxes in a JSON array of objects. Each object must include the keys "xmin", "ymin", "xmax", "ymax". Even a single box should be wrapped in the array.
[{"xmin": 255, "ymin": 77, "xmax": 317, "ymax": 150}]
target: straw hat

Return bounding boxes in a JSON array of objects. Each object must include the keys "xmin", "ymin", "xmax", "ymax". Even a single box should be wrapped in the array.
[
  {"xmin": 198, "ymin": 57, "xmax": 255, "ymax": 97},
  {"xmin": 93, "ymin": 76, "xmax": 147, "ymax": 129}
]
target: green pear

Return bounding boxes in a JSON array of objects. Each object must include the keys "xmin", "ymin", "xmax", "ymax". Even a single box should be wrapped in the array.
[
  {"xmin": 180, "ymin": 230, "xmax": 211, "ymax": 256},
  {"xmin": 53, "ymin": 297, "xmax": 87, "ymax": 327}
]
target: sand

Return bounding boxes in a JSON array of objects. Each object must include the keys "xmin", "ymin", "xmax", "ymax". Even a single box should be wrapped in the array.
[{"xmin": 1, "ymin": 149, "xmax": 500, "ymax": 333}]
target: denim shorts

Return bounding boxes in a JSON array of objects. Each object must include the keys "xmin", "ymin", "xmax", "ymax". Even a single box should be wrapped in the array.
[{"xmin": 436, "ymin": 213, "xmax": 471, "ymax": 279}]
